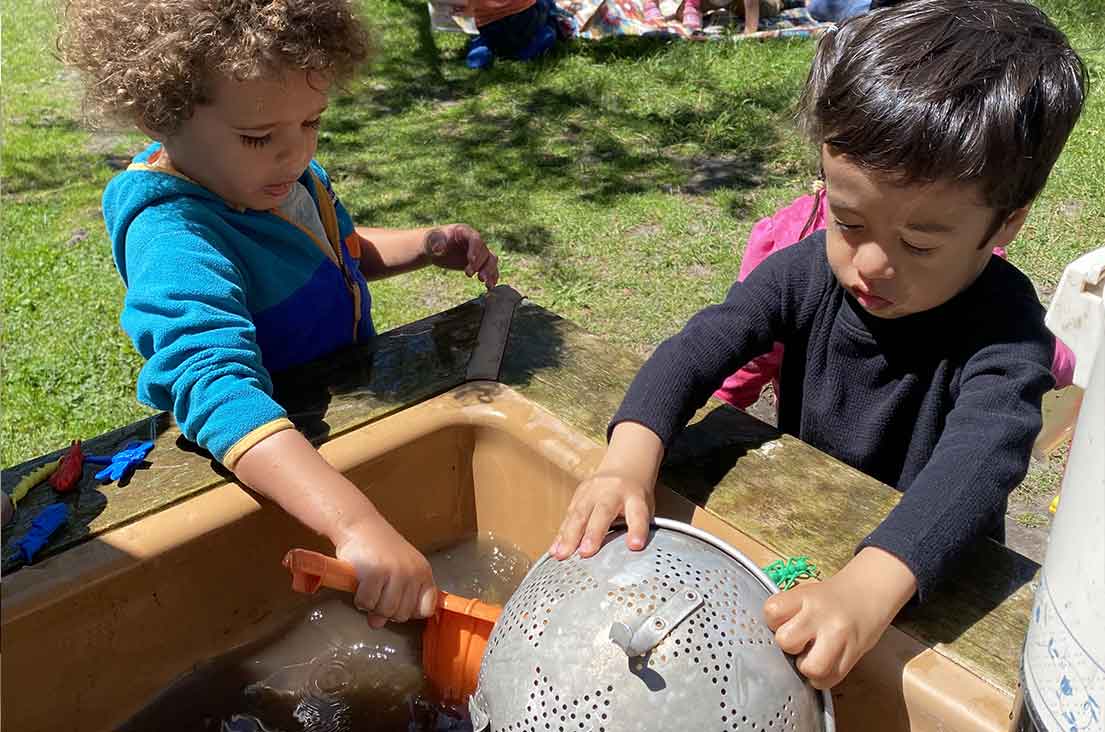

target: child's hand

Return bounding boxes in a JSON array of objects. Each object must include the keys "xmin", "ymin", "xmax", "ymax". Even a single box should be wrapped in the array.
[
  {"xmin": 763, "ymin": 547, "xmax": 916, "ymax": 689},
  {"xmin": 424, "ymin": 224, "xmax": 499, "ymax": 289},
  {"xmin": 551, "ymin": 467, "xmax": 655, "ymax": 560},
  {"xmin": 334, "ymin": 512, "xmax": 438, "ymax": 628},
  {"xmin": 550, "ymin": 422, "xmax": 665, "ymax": 560}
]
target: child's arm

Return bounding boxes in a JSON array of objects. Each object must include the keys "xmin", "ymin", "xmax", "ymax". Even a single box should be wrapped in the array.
[
  {"xmin": 115, "ymin": 215, "xmax": 437, "ymax": 625},
  {"xmin": 764, "ymin": 320, "xmax": 1053, "ymax": 688},
  {"xmin": 553, "ymin": 237, "xmax": 826, "ymax": 558},
  {"xmin": 234, "ymin": 429, "xmax": 436, "ymax": 626},
  {"xmin": 355, "ymin": 224, "xmax": 499, "ymax": 288}
]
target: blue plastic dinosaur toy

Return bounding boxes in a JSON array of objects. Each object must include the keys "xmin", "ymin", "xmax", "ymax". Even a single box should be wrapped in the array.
[
  {"xmin": 14, "ymin": 503, "xmax": 70, "ymax": 564},
  {"xmin": 85, "ymin": 440, "xmax": 155, "ymax": 483}
]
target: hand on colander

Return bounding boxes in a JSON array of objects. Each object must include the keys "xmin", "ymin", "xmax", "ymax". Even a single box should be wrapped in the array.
[
  {"xmin": 334, "ymin": 512, "xmax": 439, "ymax": 628},
  {"xmin": 550, "ymin": 422, "xmax": 663, "ymax": 560},
  {"xmin": 763, "ymin": 546, "xmax": 917, "ymax": 689}
]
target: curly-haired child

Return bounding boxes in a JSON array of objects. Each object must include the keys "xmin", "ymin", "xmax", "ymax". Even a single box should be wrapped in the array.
[{"xmin": 60, "ymin": 0, "xmax": 500, "ymax": 627}]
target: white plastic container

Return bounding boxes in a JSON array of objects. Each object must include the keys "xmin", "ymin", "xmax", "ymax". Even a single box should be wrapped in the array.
[{"xmin": 1018, "ymin": 246, "xmax": 1105, "ymax": 732}]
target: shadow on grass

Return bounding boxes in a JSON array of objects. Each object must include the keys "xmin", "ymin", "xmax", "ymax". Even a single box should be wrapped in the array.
[
  {"xmin": 325, "ymin": 1, "xmax": 801, "ymax": 257},
  {"xmin": 3, "ymin": 113, "xmax": 137, "ymax": 197},
  {"xmin": 336, "ymin": 74, "xmax": 792, "ymax": 242},
  {"xmin": 6, "ymin": 0, "xmax": 803, "ymax": 251}
]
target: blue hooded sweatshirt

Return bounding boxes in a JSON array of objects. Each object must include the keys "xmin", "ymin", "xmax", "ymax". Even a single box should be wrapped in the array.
[{"xmin": 103, "ymin": 143, "xmax": 375, "ymax": 467}]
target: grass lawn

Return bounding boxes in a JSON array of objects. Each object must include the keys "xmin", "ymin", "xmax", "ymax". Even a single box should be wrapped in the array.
[{"xmin": 3, "ymin": 0, "xmax": 1102, "ymax": 531}]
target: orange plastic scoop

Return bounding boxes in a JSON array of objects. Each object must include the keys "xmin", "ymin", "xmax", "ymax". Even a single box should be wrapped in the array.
[{"xmin": 281, "ymin": 548, "xmax": 501, "ymax": 703}]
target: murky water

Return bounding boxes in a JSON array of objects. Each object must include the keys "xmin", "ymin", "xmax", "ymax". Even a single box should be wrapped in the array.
[{"xmin": 117, "ymin": 534, "xmax": 531, "ymax": 732}]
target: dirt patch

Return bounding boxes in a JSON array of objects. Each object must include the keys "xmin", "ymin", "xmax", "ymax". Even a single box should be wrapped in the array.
[
  {"xmin": 1057, "ymin": 200, "xmax": 1085, "ymax": 219},
  {"xmin": 685, "ymin": 263, "xmax": 714, "ymax": 279},
  {"xmin": 681, "ymin": 154, "xmax": 764, "ymax": 195},
  {"xmin": 421, "ymin": 289, "xmax": 448, "ymax": 312},
  {"xmin": 627, "ymin": 224, "xmax": 661, "ymax": 239},
  {"xmin": 63, "ymin": 228, "xmax": 89, "ymax": 248}
]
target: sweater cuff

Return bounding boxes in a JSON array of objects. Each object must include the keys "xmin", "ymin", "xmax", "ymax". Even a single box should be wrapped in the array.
[
  {"xmin": 608, "ymin": 410, "xmax": 675, "ymax": 447},
  {"xmin": 222, "ymin": 417, "xmax": 296, "ymax": 470},
  {"xmin": 857, "ymin": 526, "xmax": 930, "ymax": 602}
]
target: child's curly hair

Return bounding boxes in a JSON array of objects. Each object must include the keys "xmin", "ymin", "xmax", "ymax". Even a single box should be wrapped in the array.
[{"xmin": 59, "ymin": 0, "xmax": 372, "ymax": 134}]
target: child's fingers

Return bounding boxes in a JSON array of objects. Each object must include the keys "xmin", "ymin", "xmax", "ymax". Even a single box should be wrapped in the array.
[
  {"xmin": 417, "ymin": 585, "xmax": 439, "ymax": 619},
  {"xmin": 353, "ymin": 572, "xmax": 385, "ymax": 617},
  {"xmin": 578, "ymin": 498, "xmax": 620, "ymax": 557},
  {"xmin": 773, "ymin": 609, "xmax": 816, "ymax": 657},
  {"xmin": 551, "ymin": 500, "xmax": 592, "ymax": 560},
  {"xmin": 479, "ymin": 255, "xmax": 500, "ymax": 289},
  {"xmin": 455, "ymin": 226, "xmax": 485, "ymax": 272},
  {"xmin": 763, "ymin": 586, "xmax": 804, "ymax": 631},
  {"xmin": 623, "ymin": 495, "xmax": 651, "ymax": 550},
  {"xmin": 391, "ymin": 579, "xmax": 423, "ymax": 623},
  {"xmin": 466, "ymin": 246, "xmax": 490, "ymax": 277},
  {"xmin": 367, "ymin": 613, "xmax": 389, "ymax": 629},
  {"xmin": 795, "ymin": 628, "xmax": 847, "ymax": 689},
  {"xmin": 374, "ymin": 575, "xmax": 404, "ymax": 622}
]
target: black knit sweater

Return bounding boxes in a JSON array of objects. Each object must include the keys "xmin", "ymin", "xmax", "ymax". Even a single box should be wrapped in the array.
[{"xmin": 613, "ymin": 231, "xmax": 1054, "ymax": 599}]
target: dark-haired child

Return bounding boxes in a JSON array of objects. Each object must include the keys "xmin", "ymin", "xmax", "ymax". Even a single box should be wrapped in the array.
[{"xmin": 552, "ymin": 0, "xmax": 1087, "ymax": 688}]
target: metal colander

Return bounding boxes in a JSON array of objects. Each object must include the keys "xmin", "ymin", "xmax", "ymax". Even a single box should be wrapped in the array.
[{"xmin": 468, "ymin": 518, "xmax": 834, "ymax": 732}]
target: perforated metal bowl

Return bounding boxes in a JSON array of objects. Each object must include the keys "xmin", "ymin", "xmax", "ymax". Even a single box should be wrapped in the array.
[{"xmin": 469, "ymin": 518, "xmax": 834, "ymax": 732}]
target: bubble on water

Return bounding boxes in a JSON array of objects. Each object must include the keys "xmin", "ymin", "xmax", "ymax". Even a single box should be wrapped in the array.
[
  {"xmin": 311, "ymin": 654, "xmax": 354, "ymax": 696},
  {"xmin": 309, "ymin": 608, "xmax": 325, "ymax": 623}
]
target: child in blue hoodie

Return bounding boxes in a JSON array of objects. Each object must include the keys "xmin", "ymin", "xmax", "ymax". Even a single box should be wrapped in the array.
[{"xmin": 61, "ymin": 0, "xmax": 499, "ymax": 627}]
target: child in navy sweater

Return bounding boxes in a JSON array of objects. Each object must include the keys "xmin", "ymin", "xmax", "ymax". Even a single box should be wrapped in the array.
[{"xmin": 552, "ymin": 0, "xmax": 1087, "ymax": 689}]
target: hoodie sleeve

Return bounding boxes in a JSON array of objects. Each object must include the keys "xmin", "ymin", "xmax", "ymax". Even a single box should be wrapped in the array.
[{"xmin": 118, "ymin": 207, "xmax": 293, "ymax": 468}]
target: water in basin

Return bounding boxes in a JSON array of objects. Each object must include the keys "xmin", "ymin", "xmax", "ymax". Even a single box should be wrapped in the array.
[{"xmin": 117, "ymin": 534, "xmax": 532, "ymax": 732}]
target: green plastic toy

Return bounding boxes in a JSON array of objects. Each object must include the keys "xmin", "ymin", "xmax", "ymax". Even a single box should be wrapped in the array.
[{"xmin": 763, "ymin": 556, "xmax": 819, "ymax": 590}]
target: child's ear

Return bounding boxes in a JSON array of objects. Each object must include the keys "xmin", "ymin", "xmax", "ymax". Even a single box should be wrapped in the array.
[{"xmin": 988, "ymin": 206, "xmax": 1030, "ymax": 250}]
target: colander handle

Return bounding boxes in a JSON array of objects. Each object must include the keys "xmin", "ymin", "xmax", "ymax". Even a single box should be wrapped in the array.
[{"xmin": 609, "ymin": 588, "xmax": 704, "ymax": 657}]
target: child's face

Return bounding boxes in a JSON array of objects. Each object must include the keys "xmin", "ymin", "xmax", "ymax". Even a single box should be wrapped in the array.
[
  {"xmin": 158, "ymin": 71, "xmax": 329, "ymax": 211},
  {"xmin": 822, "ymin": 145, "xmax": 1027, "ymax": 319}
]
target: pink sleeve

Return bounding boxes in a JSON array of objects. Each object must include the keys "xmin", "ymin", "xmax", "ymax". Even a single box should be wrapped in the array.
[
  {"xmin": 716, "ymin": 193, "xmax": 826, "ymax": 409},
  {"xmin": 738, "ymin": 215, "xmax": 778, "ymax": 281},
  {"xmin": 1051, "ymin": 337, "xmax": 1076, "ymax": 389}
]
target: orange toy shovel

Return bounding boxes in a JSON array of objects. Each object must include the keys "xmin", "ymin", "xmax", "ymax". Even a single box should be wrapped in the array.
[{"xmin": 282, "ymin": 548, "xmax": 501, "ymax": 703}]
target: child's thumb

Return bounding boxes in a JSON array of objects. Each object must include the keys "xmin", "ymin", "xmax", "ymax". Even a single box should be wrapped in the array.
[
  {"xmin": 763, "ymin": 587, "xmax": 803, "ymax": 630},
  {"xmin": 418, "ymin": 586, "xmax": 440, "ymax": 619},
  {"xmin": 424, "ymin": 228, "xmax": 448, "ymax": 257}
]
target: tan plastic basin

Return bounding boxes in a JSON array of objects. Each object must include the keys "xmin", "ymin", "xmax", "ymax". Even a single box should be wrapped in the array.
[{"xmin": 0, "ymin": 383, "xmax": 1012, "ymax": 732}]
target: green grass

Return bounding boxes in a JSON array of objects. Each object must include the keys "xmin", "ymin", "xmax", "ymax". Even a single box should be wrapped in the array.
[{"xmin": 3, "ymin": 0, "xmax": 1103, "ymax": 469}]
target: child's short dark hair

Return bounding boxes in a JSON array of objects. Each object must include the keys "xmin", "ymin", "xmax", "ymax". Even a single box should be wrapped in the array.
[
  {"xmin": 59, "ymin": 0, "xmax": 372, "ymax": 135},
  {"xmin": 799, "ymin": 0, "xmax": 1087, "ymax": 214}
]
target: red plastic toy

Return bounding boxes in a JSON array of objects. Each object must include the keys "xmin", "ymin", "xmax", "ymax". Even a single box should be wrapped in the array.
[{"xmin": 49, "ymin": 440, "xmax": 85, "ymax": 493}]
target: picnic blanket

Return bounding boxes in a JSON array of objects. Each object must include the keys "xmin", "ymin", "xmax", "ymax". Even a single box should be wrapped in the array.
[{"xmin": 429, "ymin": 0, "xmax": 834, "ymax": 41}]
